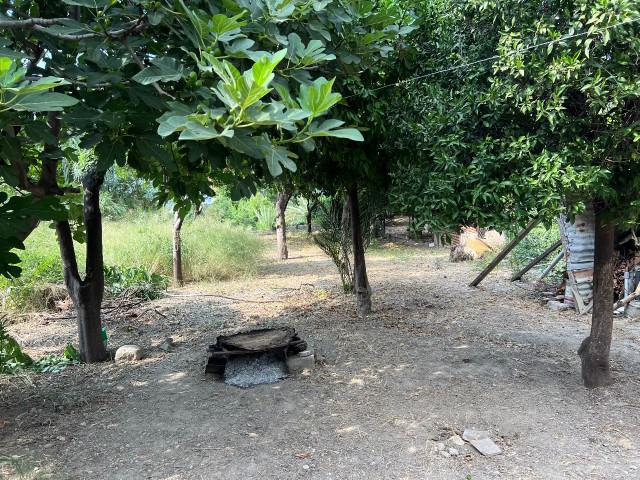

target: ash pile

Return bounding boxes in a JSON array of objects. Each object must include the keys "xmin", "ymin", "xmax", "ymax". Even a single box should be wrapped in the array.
[{"xmin": 205, "ymin": 327, "xmax": 314, "ymax": 387}]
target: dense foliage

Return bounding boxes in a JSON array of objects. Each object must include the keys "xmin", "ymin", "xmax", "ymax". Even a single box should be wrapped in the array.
[{"xmin": 390, "ymin": 0, "xmax": 640, "ymax": 231}]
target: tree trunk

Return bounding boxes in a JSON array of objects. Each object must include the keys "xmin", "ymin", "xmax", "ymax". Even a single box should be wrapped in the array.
[
  {"xmin": 578, "ymin": 211, "xmax": 615, "ymax": 388},
  {"xmin": 56, "ymin": 168, "xmax": 106, "ymax": 363},
  {"xmin": 275, "ymin": 190, "xmax": 292, "ymax": 260},
  {"xmin": 346, "ymin": 184, "xmax": 372, "ymax": 317},
  {"xmin": 339, "ymin": 194, "xmax": 353, "ymax": 291},
  {"xmin": 306, "ymin": 208, "xmax": 313, "ymax": 234},
  {"xmin": 305, "ymin": 194, "xmax": 318, "ymax": 234},
  {"xmin": 173, "ymin": 212, "xmax": 185, "ymax": 286}
]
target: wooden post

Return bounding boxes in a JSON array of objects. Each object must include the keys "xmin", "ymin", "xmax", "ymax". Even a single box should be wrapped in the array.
[
  {"xmin": 511, "ymin": 239, "xmax": 562, "ymax": 281},
  {"xmin": 536, "ymin": 249, "xmax": 565, "ymax": 282},
  {"xmin": 469, "ymin": 219, "xmax": 538, "ymax": 287}
]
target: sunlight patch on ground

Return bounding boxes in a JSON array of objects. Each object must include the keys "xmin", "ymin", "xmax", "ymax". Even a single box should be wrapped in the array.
[{"xmin": 158, "ymin": 372, "xmax": 187, "ymax": 383}]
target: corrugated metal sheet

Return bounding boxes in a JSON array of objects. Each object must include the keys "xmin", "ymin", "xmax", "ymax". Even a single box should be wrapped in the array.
[{"xmin": 559, "ymin": 204, "xmax": 595, "ymax": 309}]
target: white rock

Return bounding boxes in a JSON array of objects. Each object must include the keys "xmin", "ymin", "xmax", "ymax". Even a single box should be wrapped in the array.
[
  {"xmin": 447, "ymin": 434, "xmax": 465, "ymax": 447},
  {"xmin": 114, "ymin": 345, "xmax": 144, "ymax": 362},
  {"xmin": 448, "ymin": 448, "xmax": 460, "ymax": 456},
  {"xmin": 439, "ymin": 450, "xmax": 451, "ymax": 458},
  {"xmin": 436, "ymin": 442, "xmax": 445, "ymax": 451}
]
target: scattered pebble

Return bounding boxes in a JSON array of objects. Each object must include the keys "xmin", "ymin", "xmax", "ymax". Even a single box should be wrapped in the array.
[{"xmin": 449, "ymin": 448, "xmax": 460, "ymax": 457}]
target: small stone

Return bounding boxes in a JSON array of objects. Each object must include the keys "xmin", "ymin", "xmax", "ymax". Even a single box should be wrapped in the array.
[
  {"xmin": 439, "ymin": 450, "xmax": 451, "ymax": 458},
  {"xmin": 80, "ymin": 422, "xmax": 86, "ymax": 427},
  {"xmin": 470, "ymin": 438, "xmax": 502, "ymax": 456},
  {"xmin": 114, "ymin": 345, "xmax": 144, "ymax": 362},
  {"xmin": 286, "ymin": 350, "xmax": 315, "ymax": 374},
  {"xmin": 547, "ymin": 300, "xmax": 572, "ymax": 311},
  {"xmin": 462, "ymin": 429, "xmax": 491, "ymax": 442},
  {"xmin": 302, "ymin": 464, "xmax": 310, "ymax": 470},
  {"xmin": 44, "ymin": 444, "xmax": 53, "ymax": 448},
  {"xmin": 447, "ymin": 434, "xmax": 465, "ymax": 447},
  {"xmin": 436, "ymin": 442, "xmax": 445, "ymax": 451},
  {"xmin": 448, "ymin": 448, "xmax": 460, "ymax": 457}
]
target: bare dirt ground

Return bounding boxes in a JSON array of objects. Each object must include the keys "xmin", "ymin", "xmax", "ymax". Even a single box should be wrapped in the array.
[{"xmin": 1, "ymin": 231, "xmax": 640, "ymax": 480}]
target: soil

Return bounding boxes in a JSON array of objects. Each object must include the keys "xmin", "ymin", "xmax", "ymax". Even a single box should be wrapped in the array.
[{"xmin": 1, "ymin": 229, "xmax": 640, "ymax": 480}]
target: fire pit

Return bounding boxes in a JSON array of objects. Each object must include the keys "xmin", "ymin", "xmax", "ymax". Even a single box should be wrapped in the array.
[{"xmin": 206, "ymin": 327, "xmax": 312, "ymax": 386}]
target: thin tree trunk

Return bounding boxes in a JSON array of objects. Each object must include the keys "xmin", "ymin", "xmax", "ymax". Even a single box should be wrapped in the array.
[
  {"xmin": 275, "ymin": 190, "xmax": 292, "ymax": 260},
  {"xmin": 578, "ymin": 211, "xmax": 615, "ymax": 388},
  {"xmin": 305, "ymin": 194, "xmax": 319, "ymax": 234},
  {"xmin": 56, "ymin": 168, "xmax": 106, "ymax": 363},
  {"xmin": 339, "ymin": 193, "xmax": 353, "ymax": 291},
  {"xmin": 346, "ymin": 184, "xmax": 372, "ymax": 317},
  {"xmin": 173, "ymin": 212, "xmax": 185, "ymax": 286}
]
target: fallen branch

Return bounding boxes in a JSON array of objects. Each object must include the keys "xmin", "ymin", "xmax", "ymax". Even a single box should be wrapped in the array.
[
  {"xmin": 613, "ymin": 282, "xmax": 640, "ymax": 311},
  {"xmin": 162, "ymin": 292, "xmax": 283, "ymax": 304}
]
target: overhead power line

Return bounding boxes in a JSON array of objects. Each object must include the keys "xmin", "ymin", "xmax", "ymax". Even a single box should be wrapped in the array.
[{"xmin": 346, "ymin": 15, "xmax": 640, "ymax": 99}]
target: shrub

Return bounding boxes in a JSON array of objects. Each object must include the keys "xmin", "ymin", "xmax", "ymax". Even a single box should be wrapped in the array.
[
  {"xmin": 508, "ymin": 224, "xmax": 562, "ymax": 279},
  {"xmin": 103, "ymin": 265, "xmax": 169, "ymax": 300},
  {"xmin": 0, "ymin": 318, "xmax": 33, "ymax": 373},
  {"xmin": 254, "ymin": 205, "xmax": 275, "ymax": 231}
]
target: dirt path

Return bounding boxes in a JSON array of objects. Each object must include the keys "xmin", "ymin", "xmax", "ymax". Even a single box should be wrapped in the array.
[{"xmin": 1, "ymin": 234, "xmax": 640, "ymax": 480}]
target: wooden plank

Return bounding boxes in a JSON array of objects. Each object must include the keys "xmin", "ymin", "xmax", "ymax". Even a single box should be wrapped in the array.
[
  {"xmin": 511, "ymin": 239, "xmax": 562, "ymax": 281},
  {"xmin": 469, "ymin": 219, "xmax": 539, "ymax": 287},
  {"xmin": 568, "ymin": 271, "xmax": 592, "ymax": 314}
]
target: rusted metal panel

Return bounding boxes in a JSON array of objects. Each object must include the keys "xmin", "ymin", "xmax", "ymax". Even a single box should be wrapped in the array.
[{"xmin": 559, "ymin": 204, "xmax": 595, "ymax": 312}]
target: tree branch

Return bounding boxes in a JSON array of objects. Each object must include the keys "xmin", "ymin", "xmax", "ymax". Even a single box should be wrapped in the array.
[
  {"xmin": 0, "ymin": 17, "xmax": 148, "ymax": 41},
  {"xmin": 122, "ymin": 38, "xmax": 175, "ymax": 100}
]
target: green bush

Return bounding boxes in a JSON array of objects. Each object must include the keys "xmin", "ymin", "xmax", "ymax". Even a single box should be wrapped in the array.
[
  {"xmin": 508, "ymin": 224, "xmax": 562, "ymax": 278},
  {"xmin": 254, "ymin": 205, "xmax": 275, "ymax": 231},
  {"xmin": 103, "ymin": 265, "xmax": 169, "ymax": 300},
  {"xmin": 0, "ymin": 226, "xmax": 67, "ymax": 311},
  {"xmin": 0, "ymin": 318, "xmax": 33, "ymax": 373}
]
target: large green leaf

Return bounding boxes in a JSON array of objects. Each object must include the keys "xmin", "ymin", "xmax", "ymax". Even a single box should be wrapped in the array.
[
  {"xmin": 261, "ymin": 145, "xmax": 297, "ymax": 176},
  {"xmin": 132, "ymin": 57, "xmax": 184, "ymax": 85},
  {"xmin": 298, "ymin": 77, "xmax": 341, "ymax": 117},
  {"xmin": 8, "ymin": 92, "xmax": 78, "ymax": 112}
]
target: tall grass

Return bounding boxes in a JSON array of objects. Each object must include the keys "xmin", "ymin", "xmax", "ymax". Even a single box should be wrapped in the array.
[
  {"xmin": 0, "ymin": 210, "xmax": 267, "ymax": 311},
  {"xmin": 102, "ymin": 210, "xmax": 267, "ymax": 281}
]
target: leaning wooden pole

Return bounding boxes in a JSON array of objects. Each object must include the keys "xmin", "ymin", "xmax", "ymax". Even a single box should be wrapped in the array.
[
  {"xmin": 536, "ymin": 249, "xmax": 565, "ymax": 282},
  {"xmin": 469, "ymin": 219, "xmax": 538, "ymax": 287},
  {"xmin": 511, "ymin": 239, "xmax": 562, "ymax": 281}
]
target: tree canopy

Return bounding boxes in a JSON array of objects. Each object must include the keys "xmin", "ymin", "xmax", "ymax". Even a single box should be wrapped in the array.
[{"xmin": 0, "ymin": 0, "xmax": 413, "ymax": 278}]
